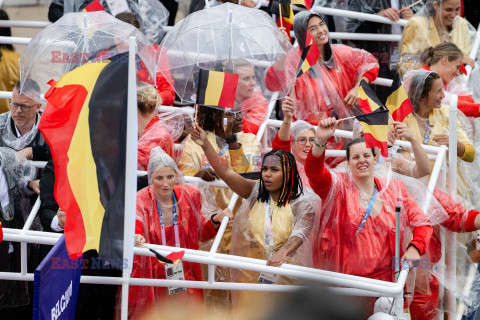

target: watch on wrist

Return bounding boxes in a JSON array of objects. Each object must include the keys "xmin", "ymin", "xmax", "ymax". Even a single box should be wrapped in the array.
[
  {"xmin": 225, "ymin": 133, "xmax": 237, "ymax": 143},
  {"xmin": 211, "ymin": 214, "xmax": 221, "ymax": 225}
]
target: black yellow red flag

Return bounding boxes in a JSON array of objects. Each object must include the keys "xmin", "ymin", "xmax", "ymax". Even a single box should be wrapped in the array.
[
  {"xmin": 385, "ymin": 73, "xmax": 414, "ymax": 122},
  {"xmin": 39, "ymin": 59, "xmax": 127, "ymax": 260},
  {"xmin": 356, "ymin": 109, "xmax": 389, "ymax": 157},
  {"xmin": 83, "ymin": 0, "xmax": 105, "ymax": 12},
  {"xmin": 297, "ymin": 33, "xmax": 320, "ymax": 77},
  {"xmin": 196, "ymin": 69, "xmax": 239, "ymax": 109},
  {"xmin": 358, "ymin": 79, "xmax": 386, "ymax": 114},
  {"xmin": 291, "ymin": 0, "xmax": 313, "ymax": 9}
]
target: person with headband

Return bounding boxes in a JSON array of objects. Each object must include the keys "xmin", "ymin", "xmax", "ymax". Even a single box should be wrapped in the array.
[
  {"xmin": 417, "ymin": 42, "xmax": 480, "ymax": 117},
  {"xmin": 189, "ymin": 122, "xmax": 318, "ymax": 313},
  {"xmin": 118, "ymin": 147, "xmax": 232, "ymax": 319},
  {"xmin": 402, "ymin": 70, "xmax": 476, "ymax": 203},
  {"xmin": 266, "ymin": 9, "xmax": 379, "ymax": 126},
  {"xmin": 305, "ymin": 117, "xmax": 433, "ymax": 318},
  {"xmin": 223, "ymin": 59, "xmax": 268, "ymax": 135},
  {"xmin": 137, "ymin": 82, "xmax": 174, "ymax": 171},
  {"xmin": 398, "ymin": 0, "xmax": 475, "ymax": 75}
]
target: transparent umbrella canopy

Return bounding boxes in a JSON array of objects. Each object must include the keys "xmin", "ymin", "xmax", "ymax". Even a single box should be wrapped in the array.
[
  {"xmin": 157, "ymin": 3, "xmax": 300, "ymax": 111},
  {"xmin": 19, "ymin": 11, "xmax": 157, "ymax": 102}
]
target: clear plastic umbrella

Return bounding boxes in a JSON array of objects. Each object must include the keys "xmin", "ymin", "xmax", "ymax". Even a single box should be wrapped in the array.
[
  {"xmin": 157, "ymin": 3, "xmax": 300, "ymax": 112},
  {"xmin": 19, "ymin": 11, "xmax": 157, "ymax": 102}
]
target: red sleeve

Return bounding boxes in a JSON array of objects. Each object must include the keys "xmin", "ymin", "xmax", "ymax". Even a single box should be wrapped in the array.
[
  {"xmin": 156, "ymin": 72, "xmax": 175, "ymax": 106},
  {"xmin": 402, "ymin": 183, "xmax": 432, "ymax": 255},
  {"xmin": 363, "ymin": 67, "xmax": 379, "ymax": 84},
  {"xmin": 409, "ymin": 225, "xmax": 433, "ymax": 256},
  {"xmin": 242, "ymin": 120, "xmax": 260, "ymax": 134},
  {"xmin": 304, "ymin": 151, "xmax": 333, "ymax": 200},
  {"xmin": 135, "ymin": 219, "xmax": 144, "ymax": 235},
  {"xmin": 272, "ymin": 132, "xmax": 291, "ymax": 152},
  {"xmin": 457, "ymin": 95, "xmax": 480, "ymax": 117},
  {"xmin": 434, "ymin": 188, "xmax": 480, "ymax": 232},
  {"xmin": 200, "ymin": 217, "xmax": 218, "ymax": 242},
  {"xmin": 265, "ymin": 66, "xmax": 287, "ymax": 92}
]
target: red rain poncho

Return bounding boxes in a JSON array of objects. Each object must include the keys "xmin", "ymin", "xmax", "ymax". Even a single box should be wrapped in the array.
[
  {"xmin": 305, "ymin": 151, "xmax": 433, "ymax": 282},
  {"xmin": 137, "ymin": 116, "xmax": 174, "ymax": 171},
  {"xmin": 238, "ymin": 91, "xmax": 268, "ymax": 135},
  {"xmin": 266, "ymin": 44, "xmax": 379, "ymax": 125},
  {"xmin": 125, "ymin": 185, "xmax": 217, "ymax": 319}
]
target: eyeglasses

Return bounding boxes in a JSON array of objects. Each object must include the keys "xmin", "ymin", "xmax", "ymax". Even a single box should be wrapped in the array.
[
  {"xmin": 295, "ymin": 137, "xmax": 316, "ymax": 145},
  {"xmin": 9, "ymin": 101, "xmax": 37, "ymax": 112}
]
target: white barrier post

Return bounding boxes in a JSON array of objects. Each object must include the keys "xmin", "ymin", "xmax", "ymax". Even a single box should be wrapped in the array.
[
  {"xmin": 121, "ymin": 36, "xmax": 138, "ymax": 320},
  {"xmin": 447, "ymin": 95, "xmax": 458, "ymax": 319}
]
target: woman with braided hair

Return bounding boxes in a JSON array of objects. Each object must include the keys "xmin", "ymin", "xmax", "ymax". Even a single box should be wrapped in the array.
[{"xmin": 190, "ymin": 122, "xmax": 318, "ymax": 313}]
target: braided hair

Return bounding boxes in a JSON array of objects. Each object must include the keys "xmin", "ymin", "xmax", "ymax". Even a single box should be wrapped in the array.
[{"xmin": 258, "ymin": 149, "xmax": 303, "ymax": 207}]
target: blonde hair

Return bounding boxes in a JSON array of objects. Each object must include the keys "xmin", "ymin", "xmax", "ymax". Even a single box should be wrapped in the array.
[
  {"xmin": 137, "ymin": 82, "xmax": 158, "ymax": 115},
  {"xmin": 424, "ymin": 42, "xmax": 463, "ymax": 67}
]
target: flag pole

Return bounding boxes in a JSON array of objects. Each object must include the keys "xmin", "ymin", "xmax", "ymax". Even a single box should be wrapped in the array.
[
  {"xmin": 337, "ymin": 115, "xmax": 356, "ymax": 122},
  {"xmin": 121, "ymin": 36, "xmax": 139, "ymax": 320},
  {"xmin": 406, "ymin": 0, "xmax": 422, "ymax": 8},
  {"xmin": 278, "ymin": 3, "xmax": 284, "ymax": 28}
]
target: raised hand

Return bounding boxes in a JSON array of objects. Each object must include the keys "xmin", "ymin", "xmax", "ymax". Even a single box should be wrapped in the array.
[
  {"xmin": 392, "ymin": 121, "xmax": 414, "ymax": 142},
  {"xmin": 316, "ymin": 117, "xmax": 338, "ymax": 145},
  {"xmin": 282, "ymin": 96, "xmax": 296, "ymax": 123},
  {"xmin": 190, "ymin": 122, "xmax": 208, "ymax": 147}
]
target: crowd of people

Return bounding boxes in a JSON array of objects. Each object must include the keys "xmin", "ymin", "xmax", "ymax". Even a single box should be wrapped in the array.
[{"xmin": 1, "ymin": 0, "xmax": 480, "ymax": 319}]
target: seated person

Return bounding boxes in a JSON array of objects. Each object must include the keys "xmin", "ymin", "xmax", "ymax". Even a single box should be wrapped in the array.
[
  {"xmin": 398, "ymin": 0, "xmax": 474, "ymax": 75},
  {"xmin": 137, "ymin": 82, "xmax": 174, "ymax": 171}
]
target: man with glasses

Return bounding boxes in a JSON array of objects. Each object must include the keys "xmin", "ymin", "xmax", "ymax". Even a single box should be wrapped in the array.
[{"xmin": 0, "ymin": 79, "xmax": 46, "ymax": 318}]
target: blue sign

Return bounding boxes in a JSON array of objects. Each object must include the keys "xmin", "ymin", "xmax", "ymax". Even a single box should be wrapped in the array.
[{"xmin": 33, "ymin": 236, "xmax": 82, "ymax": 320}]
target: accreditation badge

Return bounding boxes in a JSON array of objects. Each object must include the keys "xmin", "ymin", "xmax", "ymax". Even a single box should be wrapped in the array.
[{"xmin": 165, "ymin": 262, "xmax": 187, "ymax": 295}]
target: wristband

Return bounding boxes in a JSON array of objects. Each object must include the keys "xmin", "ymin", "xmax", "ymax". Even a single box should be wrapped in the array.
[
  {"xmin": 211, "ymin": 214, "xmax": 221, "ymax": 225},
  {"xmin": 313, "ymin": 140, "xmax": 327, "ymax": 148},
  {"xmin": 225, "ymin": 133, "xmax": 237, "ymax": 143}
]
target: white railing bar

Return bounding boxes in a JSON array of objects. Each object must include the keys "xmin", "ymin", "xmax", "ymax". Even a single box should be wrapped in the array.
[
  {"xmin": 329, "ymin": 32, "xmax": 400, "ymax": 42},
  {"xmin": 0, "ymin": 20, "xmax": 51, "ymax": 28},
  {"xmin": 465, "ymin": 23, "xmax": 480, "ymax": 82},
  {"xmin": 0, "ymin": 35, "xmax": 31, "ymax": 45},
  {"xmin": 21, "ymin": 197, "xmax": 41, "ymax": 231}
]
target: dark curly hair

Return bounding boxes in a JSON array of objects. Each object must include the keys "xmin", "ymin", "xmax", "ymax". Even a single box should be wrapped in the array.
[{"xmin": 196, "ymin": 104, "xmax": 224, "ymax": 132}]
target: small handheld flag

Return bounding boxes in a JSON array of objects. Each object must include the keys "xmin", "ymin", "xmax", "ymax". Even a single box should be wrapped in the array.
[
  {"xmin": 358, "ymin": 79, "xmax": 387, "ymax": 114},
  {"xmin": 385, "ymin": 73, "xmax": 414, "ymax": 122},
  {"xmin": 196, "ymin": 69, "xmax": 239, "ymax": 109},
  {"xmin": 291, "ymin": 0, "xmax": 313, "ymax": 9},
  {"xmin": 0, "ymin": 221, "xmax": 3, "ymax": 242},
  {"xmin": 357, "ymin": 109, "xmax": 389, "ymax": 157},
  {"xmin": 296, "ymin": 33, "xmax": 320, "ymax": 78},
  {"xmin": 144, "ymin": 245, "xmax": 185, "ymax": 265}
]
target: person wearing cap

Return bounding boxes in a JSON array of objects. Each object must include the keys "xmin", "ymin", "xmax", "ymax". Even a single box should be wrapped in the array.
[{"xmin": 121, "ymin": 147, "xmax": 232, "ymax": 319}]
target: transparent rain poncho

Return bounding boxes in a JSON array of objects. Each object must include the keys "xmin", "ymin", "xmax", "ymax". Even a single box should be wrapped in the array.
[
  {"xmin": 118, "ymin": 147, "xmax": 219, "ymax": 319},
  {"xmin": 403, "ymin": 69, "xmax": 480, "ymax": 206},
  {"xmin": 230, "ymin": 181, "xmax": 319, "ymax": 311},
  {"xmin": 398, "ymin": 0, "xmax": 476, "ymax": 75},
  {"xmin": 0, "ymin": 112, "xmax": 44, "ymax": 151},
  {"xmin": 265, "ymin": 9, "xmax": 379, "ymax": 125},
  {"xmin": 19, "ymin": 11, "xmax": 157, "ymax": 102},
  {"xmin": 0, "ymin": 147, "xmax": 38, "ymax": 309},
  {"xmin": 305, "ymin": 150, "xmax": 433, "ymax": 316},
  {"xmin": 156, "ymin": 3, "xmax": 298, "ymax": 112}
]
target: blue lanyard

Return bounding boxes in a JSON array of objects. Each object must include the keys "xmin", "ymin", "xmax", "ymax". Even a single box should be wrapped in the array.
[
  {"xmin": 423, "ymin": 123, "xmax": 432, "ymax": 145},
  {"xmin": 377, "ymin": 155, "xmax": 383, "ymax": 165},
  {"xmin": 355, "ymin": 186, "xmax": 379, "ymax": 236},
  {"xmin": 156, "ymin": 192, "xmax": 180, "ymax": 247}
]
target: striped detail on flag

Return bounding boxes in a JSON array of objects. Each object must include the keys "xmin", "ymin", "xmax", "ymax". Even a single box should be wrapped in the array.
[
  {"xmin": 196, "ymin": 69, "xmax": 239, "ymax": 109},
  {"xmin": 358, "ymin": 80, "xmax": 385, "ymax": 114},
  {"xmin": 385, "ymin": 73, "xmax": 414, "ymax": 122},
  {"xmin": 39, "ymin": 59, "xmax": 128, "ymax": 259},
  {"xmin": 291, "ymin": 0, "xmax": 313, "ymax": 9},
  {"xmin": 357, "ymin": 109, "xmax": 389, "ymax": 157}
]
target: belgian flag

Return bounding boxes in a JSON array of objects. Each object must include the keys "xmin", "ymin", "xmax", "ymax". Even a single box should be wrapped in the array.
[
  {"xmin": 358, "ymin": 79, "xmax": 386, "ymax": 114},
  {"xmin": 39, "ymin": 59, "xmax": 128, "ymax": 260},
  {"xmin": 357, "ymin": 110, "xmax": 389, "ymax": 157},
  {"xmin": 83, "ymin": 0, "xmax": 105, "ymax": 12},
  {"xmin": 291, "ymin": 0, "xmax": 313, "ymax": 10},
  {"xmin": 297, "ymin": 33, "xmax": 320, "ymax": 78},
  {"xmin": 196, "ymin": 69, "xmax": 239, "ymax": 109},
  {"xmin": 0, "ymin": 221, "xmax": 3, "ymax": 242},
  {"xmin": 385, "ymin": 73, "xmax": 414, "ymax": 122}
]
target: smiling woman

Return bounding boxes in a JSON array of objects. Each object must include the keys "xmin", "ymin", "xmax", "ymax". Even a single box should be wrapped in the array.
[{"xmin": 305, "ymin": 117, "xmax": 433, "ymax": 319}]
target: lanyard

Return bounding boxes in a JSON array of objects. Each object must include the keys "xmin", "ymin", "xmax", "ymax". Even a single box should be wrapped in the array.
[
  {"xmin": 156, "ymin": 192, "xmax": 180, "ymax": 247},
  {"xmin": 265, "ymin": 196, "xmax": 275, "ymax": 247},
  {"xmin": 355, "ymin": 186, "xmax": 379, "ymax": 236},
  {"xmin": 423, "ymin": 123, "xmax": 432, "ymax": 145}
]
